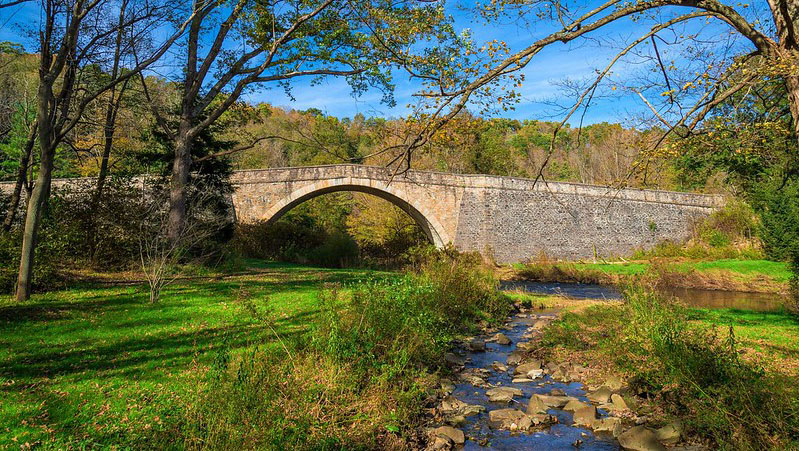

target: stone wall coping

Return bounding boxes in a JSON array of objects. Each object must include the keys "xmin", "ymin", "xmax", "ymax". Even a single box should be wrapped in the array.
[{"xmin": 229, "ymin": 164, "xmax": 725, "ymax": 208}]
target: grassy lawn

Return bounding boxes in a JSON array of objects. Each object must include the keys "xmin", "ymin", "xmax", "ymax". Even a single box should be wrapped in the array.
[
  {"xmin": 687, "ymin": 307, "xmax": 799, "ymax": 375},
  {"xmin": 0, "ymin": 261, "xmax": 391, "ymax": 448}
]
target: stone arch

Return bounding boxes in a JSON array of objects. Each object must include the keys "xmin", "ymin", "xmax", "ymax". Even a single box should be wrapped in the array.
[{"xmin": 262, "ymin": 177, "xmax": 450, "ymax": 247}]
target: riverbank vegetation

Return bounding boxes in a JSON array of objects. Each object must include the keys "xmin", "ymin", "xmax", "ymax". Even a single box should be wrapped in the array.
[
  {"xmin": 512, "ymin": 201, "xmax": 794, "ymax": 295},
  {"xmin": 0, "ymin": 252, "xmax": 515, "ymax": 448},
  {"xmin": 538, "ymin": 284, "xmax": 799, "ymax": 449}
]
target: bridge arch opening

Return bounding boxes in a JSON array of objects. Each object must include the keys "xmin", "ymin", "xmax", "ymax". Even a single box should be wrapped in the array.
[{"xmin": 261, "ymin": 179, "xmax": 448, "ymax": 248}]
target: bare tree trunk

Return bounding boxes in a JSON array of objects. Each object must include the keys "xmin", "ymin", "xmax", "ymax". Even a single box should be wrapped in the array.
[
  {"xmin": 167, "ymin": 131, "xmax": 192, "ymax": 242},
  {"xmin": 3, "ymin": 122, "xmax": 36, "ymax": 232},
  {"xmin": 787, "ymin": 75, "xmax": 799, "ymax": 145},
  {"xmin": 16, "ymin": 123, "xmax": 55, "ymax": 301}
]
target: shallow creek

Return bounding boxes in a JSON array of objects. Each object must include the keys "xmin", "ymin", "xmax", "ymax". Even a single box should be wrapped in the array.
[{"xmin": 443, "ymin": 312, "xmax": 620, "ymax": 450}]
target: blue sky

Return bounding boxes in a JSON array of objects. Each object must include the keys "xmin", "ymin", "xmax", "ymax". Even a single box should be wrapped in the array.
[{"xmin": 0, "ymin": 0, "xmax": 764, "ymax": 125}]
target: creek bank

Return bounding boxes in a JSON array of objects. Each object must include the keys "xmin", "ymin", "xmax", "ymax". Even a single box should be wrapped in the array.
[
  {"xmin": 423, "ymin": 304, "xmax": 701, "ymax": 450},
  {"xmin": 503, "ymin": 261, "xmax": 789, "ymax": 295}
]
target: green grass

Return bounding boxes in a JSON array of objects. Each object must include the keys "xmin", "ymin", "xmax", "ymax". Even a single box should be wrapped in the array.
[
  {"xmin": 674, "ymin": 259, "xmax": 793, "ymax": 281},
  {"xmin": 687, "ymin": 307, "xmax": 799, "ymax": 370},
  {"xmin": 0, "ymin": 261, "xmax": 391, "ymax": 448}
]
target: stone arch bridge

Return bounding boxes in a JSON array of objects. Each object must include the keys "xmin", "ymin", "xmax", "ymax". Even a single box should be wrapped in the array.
[
  {"xmin": 230, "ymin": 165, "xmax": 723, "ymax": 263},
  {"xmin": 1, "ymin": 164, "xmax": 723, "ymax": 262}
]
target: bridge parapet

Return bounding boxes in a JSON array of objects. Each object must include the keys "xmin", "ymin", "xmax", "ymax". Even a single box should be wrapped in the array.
[{"xmin": 230, "ymin": 165, "xmax": 724, "ymax": 209}]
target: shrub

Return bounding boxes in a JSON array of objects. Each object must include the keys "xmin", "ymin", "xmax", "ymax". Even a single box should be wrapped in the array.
[{"xmin": 316, "ymin": 248, "xmax": 512, "ymax": 372}]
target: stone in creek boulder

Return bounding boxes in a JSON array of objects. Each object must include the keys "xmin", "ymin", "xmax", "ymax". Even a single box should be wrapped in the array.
[
  {"xmin": 488, "ymin": 408, "xmax": 531, "ymax": 430},
  {"xmin": 594, "ymin": 417, "xmax": 624, "ymax": 437},
  {"xmin": 549, "ymin": 388, "xmax": 566, "ymax": 396},
  {"xmin": 618, "ymin": 426, "xmax": 667, "ymax": 451},
  {"xmin": 433, "ymin": 426, "xmax": 465, "ymax": 446},
  {"xmin": 604, "ymin": 375, "xmax": 626, "ymax": 391},
  {"xmin": 512, "ymin": 377, "xmax": 534, "ymax": 383},
  {"xmin": 654, "ymin": 422, "xmax": 682, "ymax": 445},
  {"xmin": 491, "ymin": 361, "xmax": 508, "ymax": 372},
  {"xmin": 446, "ymin": 415, "xmax": 466, "ymax": 426},
  {"xmin": 563, "ymin": 399, "xmax": 589, "ymax": 412},
  {"xmin": 444, "ymin": 353, "xmax": 464, "ymax": 366},
  {"xmin": 527, "ymin": 394, "xmax": 549, "ymax": 414},
  {"xmin": 532, "ymin": 319, "xmax": 550, "ymax": 329},
  {"xmin": 611, "ymin": 393, "xmax": 629, "ymax": 411},
  {"xmin": 515, "ymin": 360, "xmax": 542, "ymax": 375},
  {"xmin": 440, "ymin": 379, "xmax": 455, "ymax": 394},
  {"xmin": 527, "ymin": 369, "xmax": 544, "ymax": 378},
  {"xmin": 507, "ymin": 351, "xmax": 524, "ymax": 366},
  {"xmin": 516, "ymin": 341, "xmax": 536, "ymax": 351},
  {"xmin": 428, "ymin": 436, "xmax": 452, "ymax": 450},
  {"xmin": 439, "ymin": 396, "xmax": 467, "ymax": 414},
  {"xmin": 587, "ymin": 386, "xmax": 613, "ymax": 404},
  {"xmin": 494, "ymin": 333, "xmax": 512, "ymax": 345},
  {"xmin": 469, "ymin": 338, "xmax": 486, "ymax": 352},
  {"xmin": 532, "ymin": 394, "xmax": 572, "ymax": 408},
  {"xmin": 486, "ymin": 386, "xmax": 523, "ymax": 402},
  {"xmin": 572, "ymin": 405, "xmax": 598, "ymax": 427}
]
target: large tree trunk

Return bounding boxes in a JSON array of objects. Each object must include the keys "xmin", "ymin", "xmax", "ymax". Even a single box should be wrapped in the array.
[
  {"xmin": 15, "ymin": 137, "xmax": 54, "ymax": 301},
  {"xmin": 2, "ymin": 122, "xmax": 37, "ymax": 232},
  {"xmin": 167, "ymin": 132, "xmax": 193, "ymax": 242},
  {"xmin": 787, "ymin": 74, "xmax": 799, "ymax": 145}
]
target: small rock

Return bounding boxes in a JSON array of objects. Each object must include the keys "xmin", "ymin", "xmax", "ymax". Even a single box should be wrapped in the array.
[
  {"xmin": 440, "ymin": 379, "xmax": 455, "ymax": 394},
  {"xmin": 532, "ymin": 319, "xmax": 549, "ymax": 329},
  {"xmin": 445, "ymin": 415, "xmax": 466, "ymax": 426},
  {"xmin": 517, "ymin": 341, "xmax": 535, "ymax": 351},
  {"xmin": 512, "ymin": 378, "xmax": 534, "ymax": 383},
  {"xmin": 587, "ymin": 386, "xmax": 613, "ymax": 404},
  {"xmin": 528, "ymin": 395, "xmax": 549, "ymax": 414},
  {"xmin": 618, "ymin": 426, "xmax": 667, "ymax": 451},
  {"xmin": 515, "ymin": 360, "xmax": 542, "ymax": 375},
  {"xmin": 507, "ymin": 351, "xmax": 524, "ymax": 365},
  {"xmin": 572, "ymin": 439, "xmax": 583, "ymax": 447},
  {"xmin": 532, "ymin": 394, "xmax": 572, "ymax": 407},
  {"xmin": 611, "ymin": 393, "xmax": 629, "ymax": 411},
  {"xmin": 604, "ymin": 375, "xmax": 625, "ymax": 391},
  {"xmin": 594, "ymin": 417, "xmax": 623, "ymax": 437},
  {"xmin": 572, "ymin": 405, "xmax": 598, "ymax": 427},
  {"xmin": 469, "ymin": 339, "xmax": 486, "ymax": 352},
  {"xmin": 486, "ymin": 386, "xmax": 523, "ymax": 402},
  {"xmin": 433, "ymin": 426, "xmax": 465, "ymax": 445},
  {"xmin": 527, "ymin": 369, "xmax": 544, "ymax": 378},
  {"xmin": 550, "ymin": 388, "xmax": 566, "ymax": 396},
  {"xmin": 488, "ymin": 408, "xmax": 529, "ymax": 430},
  {"xmin": 444, "ymin": 353, "xmax": 464, "ymax": 366},
  {"xmin": 429, "ymin": 436, "xmax": 452, "ymax": 450},
  {"xmin": 655, "ymin": 422, "xmax": 682, "ymax": 445},
  {"xmin": 563, "ymin": 399, "xmax": 589, "ymax": 412},
  {"xmin": 494, "ymin": 333, "xmax": 512, "ymax": 345},
  {"xmin": 491, "ymin": 361, "xmax": 508, "ymax": 372},
  {"xmin": 440, "ymin": 396, "xmax": 466, "ymax": 414}
]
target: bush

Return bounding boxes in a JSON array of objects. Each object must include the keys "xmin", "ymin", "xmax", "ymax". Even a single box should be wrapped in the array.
[{"xmin": 316, "ymin": 248, "xmax": 511, "ymax": 372}]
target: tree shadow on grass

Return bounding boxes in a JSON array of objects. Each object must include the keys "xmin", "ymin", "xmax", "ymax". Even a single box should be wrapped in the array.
[{"xmin": 1, "ymin": 308, "xmax": 316, "ymax": 382}]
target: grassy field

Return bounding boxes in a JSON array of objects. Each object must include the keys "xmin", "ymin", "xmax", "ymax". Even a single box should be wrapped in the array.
[{"xmin": 0, "ymin": 261, "xmax": 391, "ymax": 448}]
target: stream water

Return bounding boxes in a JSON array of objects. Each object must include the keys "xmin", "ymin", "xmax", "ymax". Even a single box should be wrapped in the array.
[
  {"xmin": 446, "ymin": 313, "xmax": 620, "ymax": 450},
  {"xmin": 500, "ymin": 280, "xmax": 784, "ymax": 312}
]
